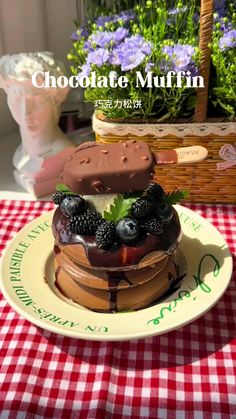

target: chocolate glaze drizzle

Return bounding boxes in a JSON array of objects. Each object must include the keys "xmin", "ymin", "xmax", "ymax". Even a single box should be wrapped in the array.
[
  {"xmin": 108, "ymin": 271, "xmax": 133, "ymax": 289},
  {"xmin": 107, "ymin": 271, "xmax": 133, "ymax": 312}
]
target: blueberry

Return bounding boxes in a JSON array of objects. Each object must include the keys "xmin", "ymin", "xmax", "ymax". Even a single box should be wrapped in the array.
[
  {"xmin": 60, "ymin": 196, "xmax": 86, "ymax": 217},
  {"xmin": 156, "ymin": 203, "xmax": 173, "ymax": 224},
  {"xmin": 116, "ymin": 218, "xmax": 140, "ymax": 244}
]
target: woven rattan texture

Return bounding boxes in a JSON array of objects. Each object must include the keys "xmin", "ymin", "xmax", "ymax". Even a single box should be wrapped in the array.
[{"xmin": 95, "ymin": 133, "xmax": 236, "ymax": 203}]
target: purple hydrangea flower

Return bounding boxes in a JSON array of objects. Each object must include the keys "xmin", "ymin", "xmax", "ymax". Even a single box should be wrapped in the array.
[
  {"xmin": 162, "ymin": 44, "xmax": 198, "ymax": 74},
  {"xmin": 77, "ymin": 63, "xmax": 91, "ymax": 81},
  {"xmin": 109, "ymin": 35, "xmax": 152, "ymax": 71},
  {"xmin": 145, "ymin": 62, "xmax": 155, "ymax": 72},
  {"xmin": 216, "ymin": 18, "xmax": 232, "ymax": 32},
  {"xmin": 90, "ymin": 28, "xmax": 129, "ymax": 48},
  {"xmin": 124, "ymin": 35, "xmax": 152, "ymax": 55},
  {"xmin": 95, "ymin": 15, "xmax": 114, "ymax": 27},
  {"xmin": 119, "ymin": 50, "xmax": 146, "ymax": 71},
  {"xmin": 167, "ymin": 6, "xmax": 188, "ymax": 25},
  {"xmin": 114, "ymin": 10, "xmax": 135, "ymax": 23},
  {"xmin": 219, "ymin": 29, "xmax": 236, "ymax": 50},
  {"xmin": 112, "ymin": 27, "xmax": 129, "ymax": 43},
  {"xmin": 168, "ymin": 6, "xmax": 188, "ymax": 16},
  {"xmin": 91, "ymin": 31, "xmax": 114, "ymax": 48},
  {"xmin": 94, "ymin": 10, "xmax": 135, "ymax": 28},
  {"xmin": 214, "ymin": 0, "xmax": 226, "ymax": 17},
  {"xmin": 109, "ymin": 42, "xmax": 145, "ymax": 70},
  {"xmin": 109, "ymin": 49, "xmax": 121, "ymax": 66},
  {"xmin": 213, "ymin": 13, "xmax": 232, "ymax": 32},
  {"xmin": 84, "ymin": 40, "xmax": 94, "ymax": 52},
  {"xmin": 87, "ymin": 48, "xmax": 110, "ymax": 67},
  {"xmin": 71, "ymin": 27, "xmax": 88, "ymax": 41},
  {"xmin": 71, "ymin": 31, "xmax": 80, "ymax": 41}
]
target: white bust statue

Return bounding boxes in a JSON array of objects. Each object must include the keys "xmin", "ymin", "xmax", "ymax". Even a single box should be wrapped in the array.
[{"xmin": 0, "ymin": 52, "xmax": 75, "ymax": 197}]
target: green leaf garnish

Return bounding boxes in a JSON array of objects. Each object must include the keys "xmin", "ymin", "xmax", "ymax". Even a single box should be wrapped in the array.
[
  {"xmin": 103, "ymin": 195, "xmax": 138, "ymax": 223},
  {"xmin": 56, "ymin": 184, "xmax": 76, "ymax": 195},
  {"xmin": 123, "ymin": 191, "xmax": 143, "ymax": 199},
  {"xmin": 163, "ymin": 190, "xmax": 189, "ymax": 205}
]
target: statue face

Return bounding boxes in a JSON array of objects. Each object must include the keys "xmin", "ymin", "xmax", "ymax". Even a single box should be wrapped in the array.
[{"xmin": 7, "ymin": 85, "xmax": 56, "ymax": 135}]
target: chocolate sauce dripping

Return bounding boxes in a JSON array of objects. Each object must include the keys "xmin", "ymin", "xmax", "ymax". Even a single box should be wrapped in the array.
[
  {"xmin": 108, "ymin": 289, "xmax": 118, "ymax": 312},
  {"xmin": 54, "ymin": 244, "xmax": 60, "ymax": 255},
  {"xmin": 107, "ymin": 271, "xmax": 133, "ymax": 289},
  {"xmin": 107, "ymin": 271, "xmax": 133, "ymax": 312}
]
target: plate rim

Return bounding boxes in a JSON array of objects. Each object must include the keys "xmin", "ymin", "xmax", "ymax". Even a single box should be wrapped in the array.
[{"xmin": 0, "ymin": 205, "xmax": 233, "ymax": 341}]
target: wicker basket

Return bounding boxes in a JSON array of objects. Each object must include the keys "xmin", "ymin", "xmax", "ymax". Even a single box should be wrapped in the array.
[{"xmin": 93, "ymin": 0, "xmax": 236, "ymax": 203}]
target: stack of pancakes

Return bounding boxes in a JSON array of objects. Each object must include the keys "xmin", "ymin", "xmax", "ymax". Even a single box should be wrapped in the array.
[{"xmin": 52, "ymin": 207, "xmax": 181, "ymax": 312}]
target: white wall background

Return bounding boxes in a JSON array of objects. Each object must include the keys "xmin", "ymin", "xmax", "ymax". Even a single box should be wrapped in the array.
[{"xmin": 0, "ymin": 0, "xmax": 79, "ymax": 135}]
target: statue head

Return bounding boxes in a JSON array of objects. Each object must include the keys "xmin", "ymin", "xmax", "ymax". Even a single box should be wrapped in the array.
[{"xmin": 0, "ymin": 52, "xmax": 70, "ymax": 136}]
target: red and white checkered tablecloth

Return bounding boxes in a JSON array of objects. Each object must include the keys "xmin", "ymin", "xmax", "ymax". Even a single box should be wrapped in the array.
[{"xmin": 0, "ymin": 200, "xmax": 236, "ymax": 419}]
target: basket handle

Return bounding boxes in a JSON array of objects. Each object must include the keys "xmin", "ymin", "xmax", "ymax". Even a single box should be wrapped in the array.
[{"xmin": 194, "ymin": 0, "xmax": 214, "ymax": 122}]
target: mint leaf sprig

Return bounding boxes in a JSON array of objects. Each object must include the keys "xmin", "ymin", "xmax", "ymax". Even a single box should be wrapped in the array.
[
  {"xmin": 103, "ymin": 195, "xmax": 138, "ymax": 223},
  {"xmin": 163, "ymin": 190, "xmax": 189, "ymax": 205},
  {"xmin": 56, "ymin": 184, "xmax": 76, "ymax": 195}
]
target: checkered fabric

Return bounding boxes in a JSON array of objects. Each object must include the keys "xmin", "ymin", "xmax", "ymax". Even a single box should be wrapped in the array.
[{"xmin": 0, "ymin": 200, "xmax": 235, "ymax": 419}]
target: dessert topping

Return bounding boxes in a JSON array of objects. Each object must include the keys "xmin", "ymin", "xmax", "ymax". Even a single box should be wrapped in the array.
[
  {"xmin": 145, "ymin": 182, "xmax": 165, "ymax": 201},
  {"xmin": 53, "ymin": 182, "xmax": 188, "ymax": 249},
  {"xmin": 142, "ymin": 218, "xmax": 164, "ymax": 235},
  {"xmin": 116, "ymin": 218, "xmax": 140, "ymax": 244},
  {"xmin": 131, "ymin": 197, "xmax": 155, "ymax": 219},
  {"xmin": 92, "ymin": 180, "xmax": 108, "ymax": 193},
  {"xmin": 156, "ymin": 203, "xmax": 173, "ymax": 224},
  {"xmin": 95, "ymin": 221, "xmax": 116, "ymax": 249},
  {"xmin": 52, "ymin": 191, "xmax": 68, "ymax": 205},
  {"xmin": 68, "ymin": 210, "xmax": 102, "ymax": 235},
  {"xmin": 79, "ymin": 157, "xmax": 90, "ymax": 164},
  {"xmin": 163, "ymin": 190, "xmax": 189, "ymax": 205},
  {"xmin": 103, "ymin": 195, "xmax": 137, "ymax": 223},
  {"xmin": 60, "ymin": 196, "xmax": 86, "ymax": 217}
]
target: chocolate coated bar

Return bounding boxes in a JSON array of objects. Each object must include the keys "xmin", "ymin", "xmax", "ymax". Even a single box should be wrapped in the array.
[
  {"xmin": 63, "ymin": 141, "xmax": 155, "ymax": 195},
  {"xmin": 63, "ymin": 141, "xmax": 208, "ymax": 195}
]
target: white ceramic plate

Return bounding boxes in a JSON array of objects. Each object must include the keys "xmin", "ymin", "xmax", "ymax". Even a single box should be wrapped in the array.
[{"xmin": 0, "ymin": 205, "xmax": 233, "ymax": 341}]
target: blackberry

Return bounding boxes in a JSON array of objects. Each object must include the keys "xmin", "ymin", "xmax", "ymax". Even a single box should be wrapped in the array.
[
  {"xmin": 156, "ymin": 203, "xmax": 173, "ymax": 224},
  {"xmin": 131, "ymin": 197, "xmax": 155, "ymax": 219},
  {"xmin": 52, "ymin": 191, "xmax": 67, "ymax": 205},
  {"xmin": 142, "ymin": 218, "xmax": 163, "ymax": 235},
  {"xmin": 68, "ymin": 210, "xmax": 102, "ymax": 235},
  {"xmin": 95, "ymin": 221, "xmax": 116, "ymax": 249},
  {"xmin": 145, "ymin": 183, "xmax": 165, "ymax": 201}
]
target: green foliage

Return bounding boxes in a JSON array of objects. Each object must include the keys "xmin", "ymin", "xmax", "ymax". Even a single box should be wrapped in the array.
[
  {"xmin": 103, "ymin": 195, "xmax": 138, "ymax": 222},
  {"xmin": 163, "ymin": 190, "xmax": 189, "ymax": 205},
  {"xmin": 210, "ymin": 2, "xmax": 236, "ymax": 119},
  {"xmin": 56, "ymin": 184, "xmax": 76, "ymax": 195}
]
